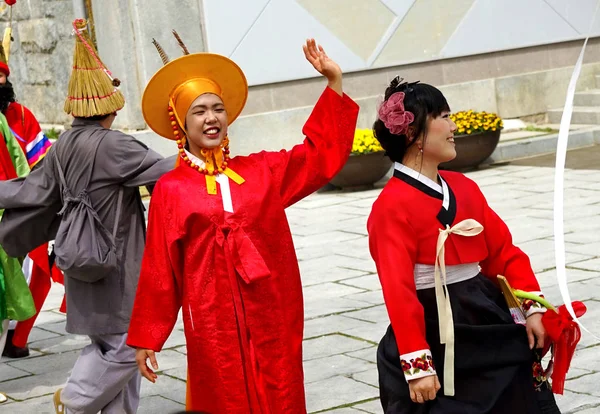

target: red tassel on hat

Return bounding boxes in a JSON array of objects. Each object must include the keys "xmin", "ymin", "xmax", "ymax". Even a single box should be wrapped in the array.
[{"xmin": 542, "ymin": 301, "xmax": 587, "ymax": 394}]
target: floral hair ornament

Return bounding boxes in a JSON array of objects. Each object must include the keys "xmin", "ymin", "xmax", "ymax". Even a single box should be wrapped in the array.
[{"xmin": 378, "ymin": 91, "xmax": 414, "ymax": 137}]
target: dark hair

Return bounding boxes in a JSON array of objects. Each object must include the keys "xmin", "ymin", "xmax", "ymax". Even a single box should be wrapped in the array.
[
  {"xmin": 78, "ymin": 113, "xmax": 112, "ymax": 121},
  {"xmin": 373, "ymin": 77, "xmax": 450, "ymax": 163},
  {"xmin": 0, "ymin": 79, "xmax": 16, "ymax": 113}
]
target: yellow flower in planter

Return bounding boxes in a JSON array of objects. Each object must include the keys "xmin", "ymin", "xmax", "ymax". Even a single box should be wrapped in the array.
[
  {"xmin": 450, "ymin": 110, "xmax": 503, "ymax": 135},
  {"xmin": 352, "ymin": 129, "xmax": 384, "ymax": 155}
]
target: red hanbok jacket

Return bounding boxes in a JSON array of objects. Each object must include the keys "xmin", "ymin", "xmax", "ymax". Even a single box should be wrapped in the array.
[{"xmin": 368, "ymin": 168, "xmax": 544, "ymax": 379}]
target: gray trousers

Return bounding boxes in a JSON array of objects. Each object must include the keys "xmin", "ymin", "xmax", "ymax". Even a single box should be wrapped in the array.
[{"xmin": 61, "ymin": 333, "xmax": 141, "ymax": 414}]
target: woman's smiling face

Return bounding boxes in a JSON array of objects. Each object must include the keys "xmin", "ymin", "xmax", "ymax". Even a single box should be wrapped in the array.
[{"xmin": 185, "ymin": 93, "xmax": 228, "ymax": 154}]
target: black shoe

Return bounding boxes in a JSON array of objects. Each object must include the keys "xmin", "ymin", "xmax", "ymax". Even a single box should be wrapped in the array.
[{"xmin": 2, "ymin": 330, "xmax": 30, "ymax": 359}]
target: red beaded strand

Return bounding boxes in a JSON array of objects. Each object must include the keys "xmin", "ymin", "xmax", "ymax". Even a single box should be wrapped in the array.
[{"xmin": 168, "ymin": 105, "xmax": 231, "ymax": 175}]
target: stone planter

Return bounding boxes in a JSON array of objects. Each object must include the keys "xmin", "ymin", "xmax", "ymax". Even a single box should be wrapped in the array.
[
  {"xmin": 440, "ymin": 129, "xmax": 501, "ymax": 171},
  {"xmin": 329, "ymin": 151, "xmax": 393, "ymax": 190}
]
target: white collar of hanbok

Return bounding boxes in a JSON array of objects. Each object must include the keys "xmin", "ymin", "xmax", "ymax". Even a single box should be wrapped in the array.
[
  {"xmin": 394, "ymin": 162, "xmax": 450, "ymax": 210},
  {"xmin": 184, "ymin": 149, "xmax": 206, "ymax": 169},
  {"xmin": 394, "ymin": 162, "xmax": 442, "ymax": 193}
]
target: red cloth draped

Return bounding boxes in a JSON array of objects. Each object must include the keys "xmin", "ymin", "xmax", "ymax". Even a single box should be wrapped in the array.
[
  {"xmin": 542, "ymin": 301, "xmax": 587, "ymax": 394},
  {"xmin": 0, "ymin": 138, "xmax": 17, "ymax": 180},
  {"xmin": 12, "ymin": 244, "xmax": 52, "ymax": 348}
]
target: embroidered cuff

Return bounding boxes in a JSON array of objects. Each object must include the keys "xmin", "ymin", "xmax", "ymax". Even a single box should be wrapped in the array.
[
  {"xmin": 522, "ymin": 292, "xmax": 548, "ymax": 318},
  {"xmin": 400, "ymin": 349, "xmax": 436, "ymax": 381}
]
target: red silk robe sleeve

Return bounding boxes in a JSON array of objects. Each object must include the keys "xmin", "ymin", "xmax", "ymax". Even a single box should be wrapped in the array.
[
  {"xmin": 368, "ymin": 195, "xmax": 435, "ymax": 379},
  {"xmin": 127, "ymin": 181, "xmax": 182, "ymax": 351},
  {"xmin": 264, "ymin": 87, "xmax": 359, "ymax": 208},
  {"xmin": 5, "ymin": 103, "xmax": 52, "ymax": 168},
  {"xmin": 21, "ymin": 105, "xmax": 50, "ymax": 167}
]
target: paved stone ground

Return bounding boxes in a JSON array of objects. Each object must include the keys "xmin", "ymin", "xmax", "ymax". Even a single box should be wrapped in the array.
[{"xmin": 2, "ymin": 146, "xmax": 600, "ymax": 413}]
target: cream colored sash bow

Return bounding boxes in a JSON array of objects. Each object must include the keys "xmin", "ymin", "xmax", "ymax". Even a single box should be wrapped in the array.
[{"xmin": 434, "ymin": 219, "xmax": 484, "ymax": 396}]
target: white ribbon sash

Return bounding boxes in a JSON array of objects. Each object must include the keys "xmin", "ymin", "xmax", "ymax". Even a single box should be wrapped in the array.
[
  {"xmin": 434, "ymin": 219, "xmax": 484, "ymax": 396},
  {"xmin": 554, "ymin": 1, "xmax": 600, "ymax": 339}
]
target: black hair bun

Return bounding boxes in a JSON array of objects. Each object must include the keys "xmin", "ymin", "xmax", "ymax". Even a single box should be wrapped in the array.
[
  {"xmin": 389, "ymin": 76, "xmax": 405, "ymax": 90},
  {"xmin": 388, "ymin": 76, "xmax": 420, "ymax": 94}
]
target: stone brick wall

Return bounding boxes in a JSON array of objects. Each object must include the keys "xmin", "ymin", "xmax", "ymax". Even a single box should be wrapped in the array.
[
  {"xmin": 0, "ymin": 0, "xmax": 206, "ymax": 131},
  {"xmin": 0, "ymin": 0, "xmax": 74, "ymax": 125},
  {"xmin": 1, "ymin": 1, "xmax": 597, "ymax": 158}
]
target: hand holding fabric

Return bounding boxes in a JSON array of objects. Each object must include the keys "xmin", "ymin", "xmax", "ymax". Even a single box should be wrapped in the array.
[{"xmin": 526, "ymin": 312, "xmax": 547, "ymax": 349}]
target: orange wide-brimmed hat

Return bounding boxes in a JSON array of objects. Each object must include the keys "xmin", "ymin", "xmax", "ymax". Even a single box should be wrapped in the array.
[{"xmin": 142, "ymin": 53, "xmax": 248, "ymax": 140}]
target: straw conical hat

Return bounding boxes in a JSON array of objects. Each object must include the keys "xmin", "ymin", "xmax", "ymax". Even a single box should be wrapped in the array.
[{"xmin": 63, "ymin": 19, "xmax": 125, "ymax": 117}]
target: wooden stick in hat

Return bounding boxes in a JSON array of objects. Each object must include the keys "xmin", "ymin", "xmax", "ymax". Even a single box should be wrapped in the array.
[
  {"xmin": 172, "ymin": 30, "xmax": 190, "ymax": 55},
  {"xmin": 152, "ymin": 38, "xmax": 170, "ymax": 65}
]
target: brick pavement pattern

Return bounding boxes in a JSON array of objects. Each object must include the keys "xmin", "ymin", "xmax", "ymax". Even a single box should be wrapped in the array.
[{"xmin": 2, "ymin": 159, "xmax": 600, "ymax": 413}]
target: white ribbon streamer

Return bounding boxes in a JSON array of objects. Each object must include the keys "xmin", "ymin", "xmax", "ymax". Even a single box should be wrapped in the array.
[{"xmin": 554, "ymin": 0, "xmax": 600, "ymax": 338}]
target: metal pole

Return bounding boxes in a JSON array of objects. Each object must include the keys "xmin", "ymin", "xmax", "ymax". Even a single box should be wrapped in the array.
[
  {"xmin": 72, "ymin": 0, "xmax": 86, "ymax": 19},
  {"xmin": 72, "ymin": 0, "xmax": 97, "ymax": 47},
  {"xmin": 85, "ymin": 0, "xmax": 97, "ymax": 47}
]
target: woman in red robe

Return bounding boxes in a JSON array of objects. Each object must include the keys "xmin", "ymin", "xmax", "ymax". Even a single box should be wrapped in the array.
[
  {"xmin": 126, "ymin": 39, "xmax": 359, "ymax": 413},
  {"xmin": 368, "ymin": 78, "xmax": 560, "ymax": 413}
]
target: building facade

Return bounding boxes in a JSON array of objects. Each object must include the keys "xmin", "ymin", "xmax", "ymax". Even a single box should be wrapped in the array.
[{"xmin": 3, "ymin": 0, "xmax": 600, "ymax": 156}]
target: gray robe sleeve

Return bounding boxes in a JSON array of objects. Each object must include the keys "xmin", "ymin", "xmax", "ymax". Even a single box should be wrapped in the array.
[
  {"xmin": 0, "ymin": 130, "xmax": 175, "ymax": 257},
  {"xmin": 0, "ymin": 151, "xmax": 62, "ymax": 256},
  {"xmin": 97, "ymin": 131, "xmax": 176, "ymax": 187}
]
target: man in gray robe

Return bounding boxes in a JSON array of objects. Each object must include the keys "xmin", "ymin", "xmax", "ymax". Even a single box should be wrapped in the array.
[{"xmin": 0, "ymin": 20, "xmax": 174, "ymax": 414}]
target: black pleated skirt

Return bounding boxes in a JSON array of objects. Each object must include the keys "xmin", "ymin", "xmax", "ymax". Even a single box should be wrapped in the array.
[{"xmin": 377, "ymin": 274, "xmax": 560, "ymax": 414}]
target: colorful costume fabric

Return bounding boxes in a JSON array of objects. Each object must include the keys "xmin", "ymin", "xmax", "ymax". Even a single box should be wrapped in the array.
[
  {"xmin": 4, "ymin": 102, "xmax": 52, "ymax": 168},
  {"xmin": 4, "ymin": 101, "xmax": 57, "ymax": 348},
  {"xmin": 0, "ymin": 112, "xmax": 35, "ymax": 333}
]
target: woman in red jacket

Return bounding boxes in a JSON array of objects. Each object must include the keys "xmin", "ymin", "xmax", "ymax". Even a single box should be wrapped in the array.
[
  {"xmin": 127, "ymin": 39, "xmax": 359, "ymax": 413},
  {"xmin": 368, "ymin": 77, "xmax": 560, "ymax": 413}
]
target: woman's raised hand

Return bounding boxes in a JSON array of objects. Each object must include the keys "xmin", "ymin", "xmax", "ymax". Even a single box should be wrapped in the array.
[{"xmin": 303, "ymin": 38, "xmax": 343, "ymax": 96}]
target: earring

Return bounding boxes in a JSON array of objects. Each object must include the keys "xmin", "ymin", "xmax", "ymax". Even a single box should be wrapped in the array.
[{"xmin": 414, "ymin": 146, "xmax": 422, "ymax": 170}]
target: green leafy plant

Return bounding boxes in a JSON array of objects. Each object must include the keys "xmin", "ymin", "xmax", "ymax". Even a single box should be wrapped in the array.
[
  {"xmin": 524, "ymin": 125, "xmax": 558, "ymax": 134},
  {"xmin": 44, "ymin": 127, "xmax": 61, "ymax": 140}
]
